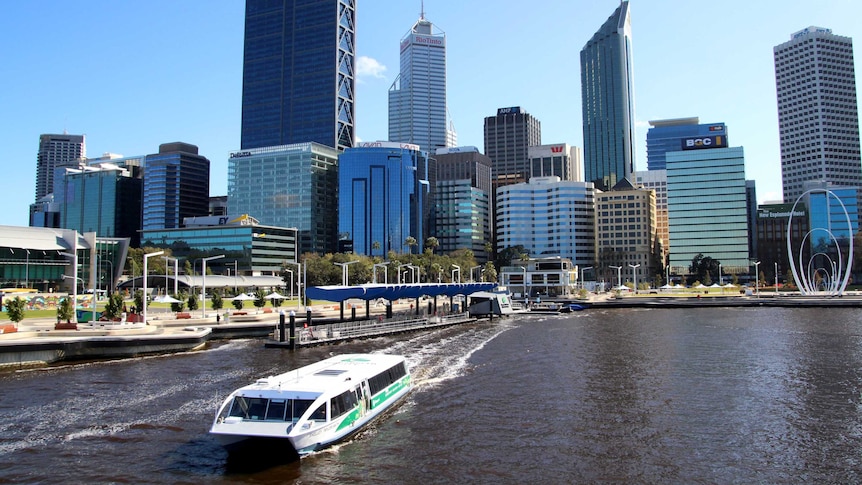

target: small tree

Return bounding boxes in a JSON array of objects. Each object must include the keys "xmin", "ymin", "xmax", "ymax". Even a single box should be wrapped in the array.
[
  {"xmin": 134, "ymin": 290, "xmax": 146, "ymax": 312},
  {"xmin": 232, "ymin": 298, "xmax": 245, "ymax": 311},
  {"xmin": 102, "ymin": 293, "xmax": 125, "ymax": 320},
  {"xmin": 171, "ymin": 292, "xmax": 187, "ymax": 313},
  {"xmin": 271, "ymin": 296, "xmax": 283, "ymax": 309},
  {"xmin": 5, "ymin": 297, "xmax": 26, "ymax": 325},
  {"xmin": 212, "ymin": 290, "xmax": 223, "ymax": 312},
  {"xmin": 58, "ymin": 296, "xmax": 74, "ymax": 323},
  {"xmin": 254, "ymin": 289, "xmax": 267, "ymax": 311},
  {"xmin": 186, "ymin": 292, "xmax": 199, "ymax": 311}
]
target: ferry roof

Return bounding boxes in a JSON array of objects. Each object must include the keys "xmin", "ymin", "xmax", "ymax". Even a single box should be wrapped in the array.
[
  {"xmin": 239, "ymin": 354, "xmax": 407, "ymax": 396},
  {"xmin": 306, "ymin": 282, "xmax": 496, "ymax": 302}
]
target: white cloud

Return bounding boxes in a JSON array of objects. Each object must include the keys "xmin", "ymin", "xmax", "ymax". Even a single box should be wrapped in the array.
[{"xmin": 357, "ymin": 56, "xmax": 387, "ymax": 79}]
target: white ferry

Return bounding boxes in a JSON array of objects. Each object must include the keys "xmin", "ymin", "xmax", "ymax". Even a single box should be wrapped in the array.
[{"xmin": 210, "ymin": 353, "xmax": 411, "ymax": 457}]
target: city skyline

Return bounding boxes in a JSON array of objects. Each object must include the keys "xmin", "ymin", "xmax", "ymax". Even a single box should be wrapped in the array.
[{"xmin": 2, "ymin": 0, "xmax": 860, "ymax": 227}]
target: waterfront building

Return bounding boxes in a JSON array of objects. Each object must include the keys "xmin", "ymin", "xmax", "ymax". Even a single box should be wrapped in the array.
[
  {"xmin": 228, "ymin": 143, "xmax": 339, "ymax": 255},
  {"xmin": 484, "ymin": 107, "xmax": 542, "ymax": 191},
  {"xmin": 746, "ymin": 179, "xmax": 759, "ymax": 267},
  {"xmin": 498, "ymin": 256, "xmax": 579, "ymax": 299},
  {"xmin": 337, "ymin": 142, "xmax": 429, "ymax": 257},
  {"xmin": 58, "ymin": 162, "xmax": 143, "ymax": 247},
  {"xmin": 774, "ymin": 27, "xmax": 861, "ymax": 202},
  {"xmin": 646, "ymin": 118, "xmax": 727, "ymax": 171},
  {"xmin": 388, "ymin": 10, "xmax": 454, "ymax": 153},
  {"xmin": 595, "ymin": 179, "xmax": 661, "ymax": 286},
  {"xmin": 140, "ymin": 215, "xmax": 298, "ymax": 276},
  {"xmin": 756, "ymin": 203, "xmax": 810, "ymax": 285},
  {"xmin": 581, "ymin": 1, "xmax": 635, "ymax": 191},
  {"xmin": 528, "ymin": 144, "xmax": 582, "ymax": 182},
  {"xmin": 634, "ymin": 169, "xmax": 669, "ymax": 253},
  {"xmin": 495, "ymin": 176, "xmax": 596, "ymax": 267},
  {"xmin": 241, "ymin": 0, "xmax": 355, "ymax": 151},
  {"xmin": 434, "ymin": 147, "xmax": 492, "ymax": 261},
  {"xmin": 666, "ymin": 146, "xmax": 750, "ymax": 275},
  {"xmin": 34, "ymin": 133, "xmax": 85, "ymax": 202},
  {"xmin": 142, "ymin": 143, "xmax": 210, "ymax": 231}
]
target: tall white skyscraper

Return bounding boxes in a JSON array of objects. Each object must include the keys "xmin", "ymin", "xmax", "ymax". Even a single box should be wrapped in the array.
[
  {"xmin": 774, "ymin": 27, "xmax": 861, "ymax": 202},
  {"xmin": 35, "ymin": 133, "xmax": 86, "ymax": 201},
  {"xmin": 388, "ymin": 10, "xmax": 454, "ymax": 153}
]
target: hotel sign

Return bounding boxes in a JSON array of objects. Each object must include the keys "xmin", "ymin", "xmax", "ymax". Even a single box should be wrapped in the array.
[{"xmin": 681, "ymin": 135, "xmax": 727, "ymax": 150}]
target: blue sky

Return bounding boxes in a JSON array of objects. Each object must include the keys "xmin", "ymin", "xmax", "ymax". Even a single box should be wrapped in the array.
[{"xmin": 2, "ymin": 0, "xmax": 860, "ymax": 227}]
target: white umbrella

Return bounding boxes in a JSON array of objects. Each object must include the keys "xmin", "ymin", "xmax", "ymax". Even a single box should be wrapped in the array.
[
  {"xmin": 154, "ymin": 295, "xmax": 182, "ymax": 304},
  {"xmin": 264, "ymin": 291, "xmax": 287, "ymax": 300},
  {"xmin": 709, "ymin": 283, "xmax": 722, "ymax": 288},
  {"xmin": 230, "ymin": 293, "xmax": 257, "ymax": 301}
]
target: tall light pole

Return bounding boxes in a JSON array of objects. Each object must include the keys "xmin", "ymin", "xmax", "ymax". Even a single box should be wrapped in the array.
[
  {"xmin": 283, "ymin": 261, "xmax": 303, "ymax": 308},
  {"xmin": 580, "ymin": 266, "xmax": 593, "ymax": 292},
  {"xmin": 628, "ymin": 264, "xmax": 641, "ymax": 294},
  {"xmin": 666, "ymin": 264, "xmax": 670, "ymax": 287},
  {"xmin": 521, "ymin": 266, "xmax": 528, "ymax": 298},
  {"xmin": 408, "ymin": 264, "xmax": 420, "ymax": 283},
  {"xmin": 775, "ymin": 261, "xmax": 779, "ymax": 294},
  {"xmin": 143, "ymin": 251, "xmax": 165, "ymax": 325},
  {"xmin": 373, "ymin": 262, "xmax": 390, "ymax": 284},
  {"xmin": 285, "ymin": 269, "xmax": 293, "ymax": 299},
  {"xmin": 451, "ymin": 264, "xmax": 461, "ymax": 284},
  {"xmin": 201, "ymin": 255, "xmax": 225, "ymax": 318},
  {"xmin": 334, "ymin": 261, "xmax": 358, "ymax": 286},
  {"xmin": 753, "ymin": 261, "xmax": 761, "ymax": 297},
  {"xmin": 397, "ymin": 264, "xmax": 410, "ymax": 284},
  {"xmin": 718, "ymin": 263, "xmax": 722, "ymax": 286},
  {"xmin": 162, "ymin": 256, "xmax": 178, "ymax": 296},
  {"xmin": 609, "ymin": 265, "xmax": 622, "ymax": 289},
  {"xmin": 232, "ymin": 260, "xmax": 238, "ymax": 294},
  {"xmin": 469, "ymin": 265, "xmax": 481, "ymax": 283},
  {"xmin": 24, "ymin": 249, "xmax": 30, "ymax": 289}
]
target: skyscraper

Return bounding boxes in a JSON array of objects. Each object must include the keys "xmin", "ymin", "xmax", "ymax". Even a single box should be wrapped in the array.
[
  {"xmin": 774, "ymin": 26, "xmax": 861, "ymax": 203},
  {"xmin": 646, "ymin": 118, "xmax": 727, "ymax": 171},
  {"xmin": 581, "ymin": 1, "xmax": 635, "ymax": 191},
  {"xmin": 435, "ymin": 147, "xmax": 493, "ymax": 261},
  {"xmin": 388, "ymin": 10, "xmax": 454, "ymax": 153},
  {"xmin": 241, "ymin": 0, "xmax": 355, "ymax": 151},
  {"xmin": 35, "ymin": 133, "xmax": 85, "ymax": 201},
  {"xmin": 484, "ymin": 107, "xmax": 542, "ymax": 190},
  {"xmin": 142, "ymin": 143, "xmax": 210, "ymax": 231}
]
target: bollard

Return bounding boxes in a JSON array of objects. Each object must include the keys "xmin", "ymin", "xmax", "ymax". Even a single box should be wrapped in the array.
[
  {"xmin": 289, "ymin": 311, "xmax": 296, "ymax": 350},
  {"xmin": 351, "ymin": 306, "xmax": 356, "ymax": 322},
  {"xmin": 386, "ymin": 301, "xmax": 393, "ymax": 319},
  {"xmin": 306, "ymin": 306, "xmax": 312, "ymax": 328},
  {"xmin": 427, "ymin": 301, "xmax": 432, "ymax": 315},
  {"xmin": 279, "ymin": 311, "xmax": 286, "ymax": 342}
]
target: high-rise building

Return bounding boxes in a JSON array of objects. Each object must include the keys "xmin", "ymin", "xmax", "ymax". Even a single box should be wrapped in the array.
[
  {"xmin": 756, "ymin": 203, "xmax": 810, "ymax": 285},
  {"xmin": 434, "ymin": 147, "xmax": 493, "ymax": 261},
  {"xmin": 388, "ymin": 11, "xmax": 454, "ymax": 153},
  {"xmin": 338, "ymin": 142, "xmax": 430, "ymax": 257},
  {"xmin": 646, "ymin": 118, "xmax": 727, "ymax": 171},
  {"xmin": 528, "ymin": 144, "xmax": 582, "ymax": 182},
  {"xmin": 581, "ymin": 1, "xmax": 635, "ymax": 191},
  {"xmin": 228, "ymin": 142, "xmax": 339, "ymax": 255},
  {"xmin": 35, "ymin": 133, "xmax": 86, "ymax": 201},
  {"xmin": 774, "ymin": 27, "xmax": 861, "ymax": 202},
  {"xmin": 484, "ymin": 107, "xmax": 542, "ymax": 191},
  {"xmin": 495, "ymin": 176, "xmax": 596, "ymax": 267},
  {"xmin": 667, "ymin": 146, "xmax": 750, "ymax": 274},
  {"xmin": 634, "ymin": 169, "xmax": 669, "ymax": 253},
  {"xmin": 142, "ymin": 143, "xmax": 210, "ymax": 231},
  {"xmin": 595, "ymin": 180, "xmax": 660, "ymax": 285},
  {"xmin": 241, "ymin": 0, "xmax": 355, "ymax": 151}
]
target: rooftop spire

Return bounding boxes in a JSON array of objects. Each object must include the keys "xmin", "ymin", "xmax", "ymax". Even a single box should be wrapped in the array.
[{"xmin": 420, "ymin": 0, "xmax": 425, "ymax": 20}]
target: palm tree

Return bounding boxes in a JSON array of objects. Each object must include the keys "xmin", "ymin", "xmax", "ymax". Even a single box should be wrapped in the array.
[
  {"xmin": 425, "ymin": 237, "xmax": 439, "ymax": 254},
  {"xmin": 404, "ymin": 236, "xmax": 418, "ymax": 254},
  {"xmin": 372, "ymin": 241, "xmax": 381, "ymax": 255}
]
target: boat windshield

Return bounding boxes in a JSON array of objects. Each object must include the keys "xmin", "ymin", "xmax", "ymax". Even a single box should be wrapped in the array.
[{"xmin": 223, "ymin": 396, "xmax": 316, "ymax": 422}]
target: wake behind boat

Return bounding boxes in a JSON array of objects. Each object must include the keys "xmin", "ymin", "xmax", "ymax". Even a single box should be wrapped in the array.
[{"xmin": 210, "ymin": 353, "xmax": 411, "ymax": 457}]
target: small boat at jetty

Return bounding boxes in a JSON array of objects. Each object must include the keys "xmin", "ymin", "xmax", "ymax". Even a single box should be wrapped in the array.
[{"xmin": 210, "ymin": 353, "xmax": 412, "ymax": 457}]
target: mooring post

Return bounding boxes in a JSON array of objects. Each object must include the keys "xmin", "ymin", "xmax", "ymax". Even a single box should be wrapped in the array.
[
  {"xmin": 289, "ymin": 310, "xmax": 296, "ymax": 350},
  {"xmin": 306, "ymin": 306, "xmax": 312, "ymax": 327},
  {"xmin": 279, "ymin": 310, "xmax": 286, "ymax": 342}
]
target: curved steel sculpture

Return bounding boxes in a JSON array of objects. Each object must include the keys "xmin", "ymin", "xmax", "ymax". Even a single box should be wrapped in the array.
[{"xmin": 787, "ymin": 189, "xmax": 853, "ymax": 295}]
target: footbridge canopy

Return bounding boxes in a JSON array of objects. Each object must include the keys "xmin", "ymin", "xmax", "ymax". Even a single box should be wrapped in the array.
[{"xmin": 306, "ymin": 283, "xmax": 497, "ymax": 303}]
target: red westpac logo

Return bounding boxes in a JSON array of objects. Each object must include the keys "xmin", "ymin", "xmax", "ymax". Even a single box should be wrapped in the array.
[{"xmin": 550, "ymin": 146, "xmax": 564, "ymax": 153}]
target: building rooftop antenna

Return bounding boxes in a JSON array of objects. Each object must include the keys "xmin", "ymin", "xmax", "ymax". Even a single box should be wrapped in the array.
[{"xmin": 420, "ymin": 0, "xmax": 425, "ymax": 20}]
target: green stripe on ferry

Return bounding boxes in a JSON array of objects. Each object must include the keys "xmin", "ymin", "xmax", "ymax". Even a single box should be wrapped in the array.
[
  {"xmin": 336, "ymin": 408, "xmax": 361, "ymax": 431},
  {"xmin": 370, "ymin": 376, "xmax": 411, "ymax": 409}
]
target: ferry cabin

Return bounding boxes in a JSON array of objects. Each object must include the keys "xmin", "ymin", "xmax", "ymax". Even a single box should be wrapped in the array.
[{"xmin": 210, "ymin": 354, "xmax": 411, "ymax": 456}]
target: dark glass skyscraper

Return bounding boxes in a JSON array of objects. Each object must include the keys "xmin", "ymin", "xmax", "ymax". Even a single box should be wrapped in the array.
[
  {"xmin": 241, "ymin": 0, "xmax": 355, "ymax": 151},
  {"xmin": 142, "ymin": 143, "xmax": 210, "ymax": 231},
  {"xmin": 483, "ymin": 107, "xmax": 542, "ymax": 190},
  {"xmin": 581, "ymin": 1, "xmax": 635, "ymax": 191}
]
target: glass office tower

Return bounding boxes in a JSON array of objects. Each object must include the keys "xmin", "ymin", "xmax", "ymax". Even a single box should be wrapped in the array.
[
  {"xmin": 228, "ymin": 143, "xmax": 339, "ymax": 255},
  {"xmin": 388, "ymin": 12, "xmax": 452, "ymax": 153},
  {"xmin": 580, "ymin": 1, "xmax": 635, "ymax": 191},
  {"xmin": 241, "ymin": 0, "xmax": 355, "ymax": 151},
  {"xmin": 142, "ymin": 143, "xmax": 210, "ymax": 231},
  {"xmin": 338, "ymin": 142, "xmax": 429, "ymax": 257},
  {"xmin": 775, "ymin": 27, "xmax": 861, "ymax": 202},
  {"xmin": 646, "ymin": 118, "xmax": 727, "ymax": 171}
]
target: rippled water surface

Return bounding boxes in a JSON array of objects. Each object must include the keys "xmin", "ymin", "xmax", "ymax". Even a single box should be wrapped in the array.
[{"xmin": 2, "ymin": 307, "xmax": 862, "ymax": 483}]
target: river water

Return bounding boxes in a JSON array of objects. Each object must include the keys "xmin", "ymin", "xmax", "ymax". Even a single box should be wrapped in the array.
[{"xmin": 1, "ymin": 306, "xmax": 862, "ymax": 483}]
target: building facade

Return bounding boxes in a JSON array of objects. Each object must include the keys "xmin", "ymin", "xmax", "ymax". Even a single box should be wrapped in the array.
[
  {"xmin": 338, "ymin": 142, "xmax": 430, "ymax": 257},
  {"xmin": 595, "ymin": 182, "xmax": 660, "ymax": 286},
  {"xmin": 484, "ymin": 107, "xmax": 542, "ymax": 191},
  {"xmin": 646, "ymin": 118, "xmax": 727, "ymax": 171},
  {"xmin": 496, "ymin": 176, "xmax": 596, "ymax": 266},
  {"xmin": 774, "ymin": 27, "xmax": 861, "ymax": 202},
  {"xmin": 634, "ymin": 169, "xmax": 668, "ymax": 254},
  {"xmin": 388, "ymin": 12, "xmax": 453, "ymax": 154},
  {"xmin": 35, "ymin": 133, "xmax": 85, "ymax": 202},
  {"xmin": 241, "ymin": 0, "xmax": 355, "ymax": 151},
  {"xmin": 667, "ymin": 146, "xmax": 750, "ymax": 274},
  {"xmin": 435, "ymin": 147, "xmax": 493, "ymax": 261},
  {"xmin": 142, "ymin": 143, "xmax": 210, "ymax": 231},
  {"xmin": 581, "ymin": 1, "xmax": 635, "ymax": 191},
  {"xmin": 528, "ymin": 144, "xmax": 582, "ymax": 182},
  {"xmin": 228, "ymin": 142, "xmax": 339, "ymax": 255},
  {"xmin": 756, "ymin": 203, "xmax": 810, "ymax": 285}
]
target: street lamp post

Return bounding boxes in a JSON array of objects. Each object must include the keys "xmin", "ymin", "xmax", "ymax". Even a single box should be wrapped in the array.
[
  {"xmin": 162, "ymin": 256, "xmax": 178, "ymax": 296},
  {"xmin": 718, "ymin": 263, "xmax": 722, "ymax": 286},
  {"xmin": 143, "ymin": 251, "xmax": 165, "ymax": 326},
  {"xmin": 201, "ymin": 255, "xmax": 225, "ymax": 318},
  {"xmin": 451, "ymin": 264, "xmax": 460, "ymax": 284},
  {"xmin": 397, "ymin": 264, "xmax": 410, "ymax": 284},
  {"xmin": 775, "ymin": 262, "xmax": 779, "ymax": 294},
  {"xmin": 753, "ymin": 261, "xmax": 761, "ymax": 297},
  {"xmin": 334, "ymin": 261, "xmax": 359, "ymax": 286},
  {"xmin": 609, "ymin": 265, "xmax": 622, "ymax": 290},
  {"xmin": 232, "ymin": 260, "xmax": 238, "ymax": 295},
  {"xmin": 469, "ymin": 265, "xmax": 481, "ymax": 283},
  {"xmin": 408, "ymin": 265, "xmax": 420, "ymax": 283},
  {"xmin": 283, "ymin": 261, "xmax": 303, "ymax": 309},
  {"xmin": 373, "ymin": 262, "xmax": 390, "ymax": 284},
  {"xmin": 59, "ymin": 248, "xmax": 81, "ymax": 324},
  {"xmin": 285, "ymin": 269, "xmax": 293, "ymax": 299},
  {"xmin": 629, "ymin": 264, "xmax": 641, "ymax": 294}
]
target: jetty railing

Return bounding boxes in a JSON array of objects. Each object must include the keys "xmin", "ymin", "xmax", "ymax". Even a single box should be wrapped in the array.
[{"xmin": 293, "ymin": 312, "xmax": 473, "ymax": 345}]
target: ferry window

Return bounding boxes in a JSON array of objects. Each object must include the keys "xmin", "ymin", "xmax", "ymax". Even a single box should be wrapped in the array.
[
  {"xmin": 310, "ymin": 404, "xmax": 327, "ymax": 421},
  {"xmin": 331, "ymin": 390, "xmax": 359, "ymax": 418},
  {"xmin": 291, "ymin": 399, "xmax": 315, "ymax": 421},
  {"xmin": 229, "ymin": 397, "xmax": 268, "ymax": 420},
  {"xmin": 266, "ymin": 399, "xmax": 287, "ymax": 421}
]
